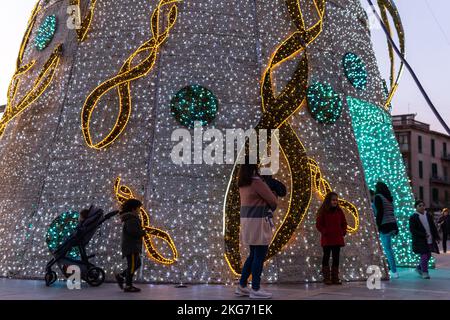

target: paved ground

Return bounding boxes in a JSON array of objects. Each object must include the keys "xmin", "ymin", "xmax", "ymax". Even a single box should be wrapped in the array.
[{"xmin": 1, "ymin": 252, "xmax": 450, "ymax": 300}]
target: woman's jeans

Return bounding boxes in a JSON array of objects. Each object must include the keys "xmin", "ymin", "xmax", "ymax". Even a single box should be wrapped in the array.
[
  {"xmin": 380, "ymin": 231, "xmax": 397, "ymax": 273},
  {"xmin": 239, "ymin": 245, "xmax": 269, "ymax": 291}
]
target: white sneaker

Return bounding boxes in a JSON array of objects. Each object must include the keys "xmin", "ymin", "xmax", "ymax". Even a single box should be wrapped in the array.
[
  {"xmin": 390, "ymin": 272, "xmax": 399, "ymax": 279},
  {"xmin": 249, "ymin": 288, "xmax": 272, "ymax": 299},
  {"xmin": 234, "ymin": 285, "xmax": 250, "ymax": 297}
]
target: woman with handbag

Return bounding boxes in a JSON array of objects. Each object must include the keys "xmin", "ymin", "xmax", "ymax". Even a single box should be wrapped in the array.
[
  {"xmin": 234, "ymin": 163, "xmax": 278, "ymax": 299},
  {"xmin": 410, "ymin": 200, "xmax": 441, "ymax": 279}
]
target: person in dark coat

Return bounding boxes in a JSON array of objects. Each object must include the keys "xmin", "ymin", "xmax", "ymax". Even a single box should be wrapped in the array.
[
  {"xmin": 115, "ymin": 199, "xmax": 146, "ymax": 292},
  {"xmin": 316, "ymin": 192, "xmax": 348, "ymax": 285},
  {"xmin": 409, "ymin": 200, "xmax": 440, "ymax": 279},
  {"xmin": 437, "ymin": 208, "xmax": 449, "ymax": 253}
]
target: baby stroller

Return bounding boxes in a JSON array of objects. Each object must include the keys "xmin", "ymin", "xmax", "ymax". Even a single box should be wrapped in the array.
[{"xmin": 44, "ymin": 205, "xmax": 118, "ymax": 287}]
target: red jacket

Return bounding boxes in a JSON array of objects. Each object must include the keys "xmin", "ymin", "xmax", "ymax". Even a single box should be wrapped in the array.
[{"xmin": 316, "ymin": 207, "xmax": 347, "ymax": 247}]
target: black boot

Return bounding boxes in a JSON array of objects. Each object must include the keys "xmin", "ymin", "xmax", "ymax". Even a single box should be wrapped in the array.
[
  {"xmin": 124, "ymin": 285, "xmax": 141, "ymax": 292},
  {"xmin": 331, "ymin": 266, "xmax": 342, "ymax": 285},
  {"xmin": 321, "ymin": 266, "xmax": 332, "ymax": 285}
]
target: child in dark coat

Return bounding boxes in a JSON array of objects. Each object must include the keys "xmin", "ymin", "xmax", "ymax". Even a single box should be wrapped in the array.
[
  {"xmin": 316, "ymin": 192, "xmax": 348, "ymax": 285},
  {"xmin": 409, "ymin": 200, "xmax": 440, "ymax": 279},
  {"xmin": 115, "ymin": 199, "xmax": 146, "ymax": 292}
]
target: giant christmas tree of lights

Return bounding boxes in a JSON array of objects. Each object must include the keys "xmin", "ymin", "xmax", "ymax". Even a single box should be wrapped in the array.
[{"xmin": 0, "ymin": 0, "xmax": 416, "ymax": 283}]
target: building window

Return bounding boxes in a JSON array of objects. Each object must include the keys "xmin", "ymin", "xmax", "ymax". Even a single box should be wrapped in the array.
[
  {"xmin": 432, "ymin": 188, "xmax": 439, "ymax": 204},
  {"xmin": 419, "ymin": 186, "xmax": 424, "ymax": 200},
  {"xmin": 444, "ymin": 142, "xmax": 448, "ymax": 157},
  {"xmin": 419, "ymin": 161, "xmax": 423, "ymax": 179},
  {"xmin": 432, "ymin": 163, "xmax": 438, "ymax": 178},
  {"xmin": 396, "ymin": 133, "xmax": 409, "ymax": 152},
  {"xmin": 418, "ymin": 135, "xmax": 422, "ymax": 153},
  {"xmin": 401, "ymin": 116, "xmax": 408, "ymax": 124},
  {"xmin": 431, "ymin": 139, "xmax": 435, "ymax": 157}
]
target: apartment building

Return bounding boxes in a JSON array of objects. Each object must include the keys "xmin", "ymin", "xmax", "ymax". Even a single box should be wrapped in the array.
[{"xmin": 393, "ymin": 114, "xmax": 450, "ymax": 210}]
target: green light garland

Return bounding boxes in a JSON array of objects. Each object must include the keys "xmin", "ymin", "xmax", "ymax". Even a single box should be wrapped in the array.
[
  {"xmin": 170, "ymin": 85, "xmax": 219, "ymax": 128},
  {"xmin": 307, "ymin": 81, "xmax": 343, "ymax": 124},
  {"xmin": 35, "ymin": 15, "xmax": 57, "ymax": 51},
  {"xmin": 343, "ymin": 53, "xmax": 368, "ymax": 90},
  {"xmin": 347, "ymin": 97, "xmax": 434, "ymax": 268},
  {"xmin": 45, "ymin": 211, "xmax": 80, "ymax": 259}
]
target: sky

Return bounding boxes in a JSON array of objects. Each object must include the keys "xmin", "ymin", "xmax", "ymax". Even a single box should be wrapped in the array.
[{"xmin": 0, "ymin": 0, "xmax": 449, "ymax": 134}]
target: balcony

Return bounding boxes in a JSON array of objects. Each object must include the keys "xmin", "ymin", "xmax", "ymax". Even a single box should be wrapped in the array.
[
  {"xmin": 399, "ymin": 144, "xmax": 410, "ymax": 153},
  {"xmin": 430, "ymin": 175, "xmax": 450, "ymax": 186},
  {"xmin": 442, "ymin": 152, "xmax": 450, "ymax": 162},
  {"xmin": 392, "ymin": 114, "xmax": 430, "ymax": 131}
]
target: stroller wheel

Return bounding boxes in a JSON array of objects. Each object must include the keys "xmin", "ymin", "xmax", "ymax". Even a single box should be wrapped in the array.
[
  {"xmin": 86, "ymin": 267, "xmax": 105, "ymax": 287},
  {"xmin": 45, "ymin": 271, "xmax": 57, "ymax": 286}
]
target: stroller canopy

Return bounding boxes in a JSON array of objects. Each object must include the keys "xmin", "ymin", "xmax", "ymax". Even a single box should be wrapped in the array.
[{"xmin": 77, "ymin": 205, "xmax": 104, "ymax": 247}]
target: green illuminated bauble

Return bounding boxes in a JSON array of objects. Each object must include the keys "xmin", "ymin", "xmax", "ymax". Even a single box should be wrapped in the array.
[
  {"xmin": 343, "ymin": 53, "xmax": 368, "ymax": 90},
  {"xmin": 45, "ymin": 211, "xmax": 80, "ymax": 259},
  {"xmin": 307, "ymin": 81, "xmax": 343, "ymax": 124},
  {"xmin": 35, "ymin": 15, "xmax": 57, "ymax": 51},
  {"xmin": 170, "ymin": 85, "xmax": 219, "ymax": 128}
]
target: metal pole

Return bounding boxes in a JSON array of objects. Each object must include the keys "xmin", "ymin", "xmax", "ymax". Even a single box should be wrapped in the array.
[{"xmin": 366, "ymin": 0, "xmax": 450, "ymax": 134}]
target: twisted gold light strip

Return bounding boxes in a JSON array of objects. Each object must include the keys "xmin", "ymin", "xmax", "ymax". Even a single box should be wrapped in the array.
[
  {"xmin": 81, "ymin": 0, "xmax": 179, "ymax": 149},
  {"xmin": 1, "ymin": 2, "xmax": 62, "ymax": 138},
  {"xmin": 224, "ymin": 0, "xmax": 359, "ymax": 276},
  {"xmin": 114, "ymin": 177, "xmax": 178, "ymax": 265},
  {"xmin": 308, "ymin": 159, "xmax": 359, "ymax": 233},
  {"xmin": 70, "ymin": 0, "xmax": 97, "ymax": 42},
  {"xmin": 377, "ymin": 0, "xmax": 405, "ymax": 109}
]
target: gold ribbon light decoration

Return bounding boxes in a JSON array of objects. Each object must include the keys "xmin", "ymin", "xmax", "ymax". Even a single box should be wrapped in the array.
[
  {"xmin": 114, "ymin": 177, "xmax": 178, "ymax": 265},
  {"xmin": 0, "ymin": 3, "xmax": 62, "ymax": 138},
  {"xmin": 224, "ymin": 0, "xmax": 359, "ymax": 276},
  {"xmin": 308, "ymin": 159, "xmax": 359, "ymax": 233},
  {"xmin": 377, "ymin": 0, "xmax": 405, "ymax": 109},
  {"xmin": 69, "ymin": 0, "xmax": 97, "ymax": 42},
  {"xmin": 81, "ymin": 0, "xmax": 179, "ymax": 150}
]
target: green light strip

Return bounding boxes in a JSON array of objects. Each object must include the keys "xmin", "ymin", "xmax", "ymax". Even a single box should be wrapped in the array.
[{"xmin": 347, "ymin": 96, "xmax": 433, "ymax": 268}]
